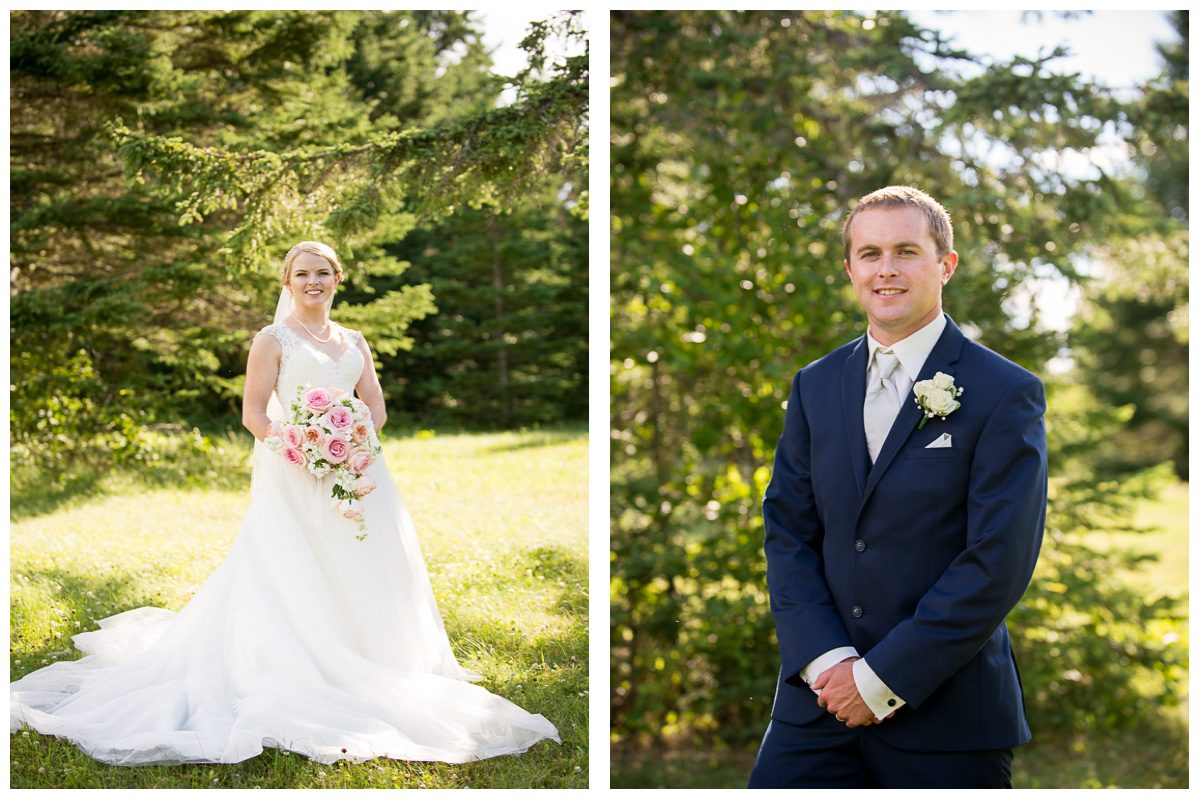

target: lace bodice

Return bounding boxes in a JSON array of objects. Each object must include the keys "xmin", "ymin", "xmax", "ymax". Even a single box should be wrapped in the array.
[{"xmin": 257, "ymin": 322, "xmax": 364, "ymax": 408}]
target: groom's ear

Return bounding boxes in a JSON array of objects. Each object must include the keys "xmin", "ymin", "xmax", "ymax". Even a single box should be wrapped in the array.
[{"xmin": 940, "ymin": 251, "xmax": 958, "ymax": 285}]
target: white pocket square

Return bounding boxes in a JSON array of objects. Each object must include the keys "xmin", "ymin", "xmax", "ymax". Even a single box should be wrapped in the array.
[{"xmin": 925, "ymin": 433, "xmax": 953, "ymax": 449}]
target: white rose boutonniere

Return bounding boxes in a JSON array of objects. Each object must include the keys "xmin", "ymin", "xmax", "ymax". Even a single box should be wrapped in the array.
[{"xmin": 913, "ymin": 372, "xmax": 963, "ymax": 430}]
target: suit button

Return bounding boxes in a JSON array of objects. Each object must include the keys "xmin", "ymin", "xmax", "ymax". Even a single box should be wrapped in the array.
[
  {"xmin": 851, "ymin": 606, "xmax": 863, "ymax": 618},
  {"xmin": 854, "ymin": 539, "xmax": 866, "ymax": 552}
]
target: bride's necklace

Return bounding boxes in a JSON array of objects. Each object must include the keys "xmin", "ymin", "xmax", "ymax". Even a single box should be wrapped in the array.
[{"xmin": 291, "ymin": 312, "xmax": 334, "ymax": 344}]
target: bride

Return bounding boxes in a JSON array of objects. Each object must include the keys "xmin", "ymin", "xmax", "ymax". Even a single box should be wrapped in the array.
[{"xmin": 9, "ymin": 241, "xmax": 561, "ymax": 766}]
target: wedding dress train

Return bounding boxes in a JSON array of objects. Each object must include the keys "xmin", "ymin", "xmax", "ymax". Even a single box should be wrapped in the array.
[{"xmin": 9, "ymin": 322, "xmax": 560, "ymax": 765}]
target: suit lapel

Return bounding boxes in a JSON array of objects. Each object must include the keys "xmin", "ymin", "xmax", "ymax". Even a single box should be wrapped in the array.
[
  {"xmin": 841, "ymin": 336, "xmax": 870, "ymax": 499},
  {"xmin": 859, "ymin": 315, "xmax": 966, "ymax": 509}
]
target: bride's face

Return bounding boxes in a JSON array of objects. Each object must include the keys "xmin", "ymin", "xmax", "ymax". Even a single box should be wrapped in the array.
[{"xmin": 287, "ymin": 252, "xmax": 340, "ymax": 311}]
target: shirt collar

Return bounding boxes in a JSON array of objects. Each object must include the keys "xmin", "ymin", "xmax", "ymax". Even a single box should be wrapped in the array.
[{"xmin": 865, "ymin": 313, "xmax": 947, "ymax": 383}]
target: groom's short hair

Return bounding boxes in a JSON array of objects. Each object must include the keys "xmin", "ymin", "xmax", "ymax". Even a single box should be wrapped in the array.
[{"xmin": 842, "ymin": 186, "xmax": 954, "ymax": 262}]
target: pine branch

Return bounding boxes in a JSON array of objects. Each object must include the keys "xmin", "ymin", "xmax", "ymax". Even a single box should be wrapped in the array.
[{"xmin": 106, "ymin": 61, "xmax": 587, "ymax": 273}]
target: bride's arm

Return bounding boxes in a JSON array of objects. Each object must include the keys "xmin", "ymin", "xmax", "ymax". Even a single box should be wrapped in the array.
[
  {"xmin": 243, "ymin": 332, "xmax": 281, "ymax": 442},
  {"xmin": 354, "ymin": 335, "xmax": 388, "ymax": 434}
]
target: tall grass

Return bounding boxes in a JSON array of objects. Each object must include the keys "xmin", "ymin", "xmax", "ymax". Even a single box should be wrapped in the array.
[{"xmin": 11, "ymin": 427, "xmax": 588, "ymax": 789}]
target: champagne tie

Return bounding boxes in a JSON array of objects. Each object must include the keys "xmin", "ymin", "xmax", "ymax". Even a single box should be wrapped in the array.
[{"xmin": 864, "ymin": 349, "xmax": 901, "ymax": 463}]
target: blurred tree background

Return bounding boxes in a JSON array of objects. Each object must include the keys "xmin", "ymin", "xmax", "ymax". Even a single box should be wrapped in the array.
[
  {"xmin": 10, "ymin": 9, "xmax": 588, "ymax": 473},
  {"xmin": 610, "ymin": 10, "xmax": 1187, "ymax": 788}
]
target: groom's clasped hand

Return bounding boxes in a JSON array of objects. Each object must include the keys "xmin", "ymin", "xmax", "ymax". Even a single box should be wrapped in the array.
[{"xmin": 812, "ymin": 657, "xmax": 896, "ymax": 728}]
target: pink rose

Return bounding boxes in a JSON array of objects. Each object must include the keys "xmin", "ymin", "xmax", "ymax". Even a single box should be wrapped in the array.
[
  {"xmin": 321, "ymin": 434, "xmax": 351, "ymax": 464},
  {"xmin": 336, "ymin": 498, "xmax": 363, "ymax": 520},
  {"xmin": 351, "ymin": 421, "xmax": 371, "ymax": 444},
  {"xmin": 303, "ymin": 426, "xmax": 324, "ymax": 446},
  {"xmin": 301, "ymin": 387, "xmax": 335, "ymax": 413},
  {"xmin": 282, "ymin": 446, "xmax": 308, "ymax": 469},
  {"xmin": 347, "ymin": 448, "xmax": 373, "ymax": 474},
  {"xmin": 352, "ymin": 474, "xmax": 378, "ymax": 497},
  {"xmin": 326, "ymin": 406, "xmax": 354, "ymax": 430},
  {"xmin": 282, "ymin": 424, "xmax": 305, "ymax": 449}
]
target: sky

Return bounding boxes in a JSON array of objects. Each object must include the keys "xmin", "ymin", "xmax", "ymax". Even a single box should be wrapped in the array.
[
  {"xmin": 476, "ymin": 8, "xmax": 587, "ymax": 104},
  {"xmin": 904, "ymin": 10, "xmax": 1178, "ymax": 92},
  {"xmin": 903, "ymin": 11, "xmax": 1180, "ymax": 339},
  {"xmin": 478, "ymin": 9, "xmax": 551, "ymax": 75}
]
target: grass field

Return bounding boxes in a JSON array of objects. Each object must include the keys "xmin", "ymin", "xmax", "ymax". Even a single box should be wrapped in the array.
[
  {"xmin": 10, "ymin": 426, "xmax": 588, "ymax": 789},
  {"xmin": 611, "ymin": 480, "xmax": 1189, "ymax": 789}
]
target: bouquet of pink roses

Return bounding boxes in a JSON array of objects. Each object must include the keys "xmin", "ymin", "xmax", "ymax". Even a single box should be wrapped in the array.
[{"xmin": 263, "ymin": 385, "xmax": 382, "ymax": 540}]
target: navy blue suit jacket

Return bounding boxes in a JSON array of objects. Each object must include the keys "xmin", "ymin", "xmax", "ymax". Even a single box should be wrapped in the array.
[{"xmin": 762, "ymin": 314, "xmax": 1047, "ymax": 752}]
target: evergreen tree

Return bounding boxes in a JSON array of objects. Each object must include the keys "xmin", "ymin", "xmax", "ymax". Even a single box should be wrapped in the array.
[
  {"xmin": 1067, "ymin": 9, "xmax": 1188, "ymax": 479},
  {"xmin": 388, "ymin": 177, "xmax": 588, "ymax": 428},
  {"xmin": 12, "ymin": 10, "xmax": 360, "ymax": 464},
  {"xmin": 10, "ymin": 10, "xmax": 588, "ymax": 468}
]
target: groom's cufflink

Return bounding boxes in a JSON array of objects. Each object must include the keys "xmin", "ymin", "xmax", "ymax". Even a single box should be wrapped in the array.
[{"xmin": 925, "ymin": 432, "xmax": 952, "ymax": 449}]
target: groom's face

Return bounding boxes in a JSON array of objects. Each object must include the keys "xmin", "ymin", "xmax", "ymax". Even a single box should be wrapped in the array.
[{"xmin": 843, "ymin": 206, "xmax": 958, "ymax": 346}]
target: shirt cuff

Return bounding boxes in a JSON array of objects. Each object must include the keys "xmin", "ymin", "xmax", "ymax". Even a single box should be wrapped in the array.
[
  {"xmin": 853, "ymin": 658, "xmax": 907, "ymax": 720},
  {"xmin": 799, "ymin": 647, "xmax": 860, "ymax": 695}
]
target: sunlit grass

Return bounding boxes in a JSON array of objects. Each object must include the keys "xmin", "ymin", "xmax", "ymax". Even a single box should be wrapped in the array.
[
  {"xmin": 1080, "ymin": 479, "xmax": 1188, "ymax": 602},
  {"xmin": 11, "ymin": 426, "xmax": 588, "ymax": 789}
]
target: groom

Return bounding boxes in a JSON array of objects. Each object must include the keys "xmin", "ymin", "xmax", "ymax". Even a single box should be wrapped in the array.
[{"xmin": 748, "ymin": 186, "xmax": 1047, "ymax": 788}]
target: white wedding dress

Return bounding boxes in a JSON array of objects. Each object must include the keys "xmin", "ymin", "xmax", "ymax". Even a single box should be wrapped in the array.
[{"xmin": 9, "ymin": 321, "xmax": 560, "ymax": 765}]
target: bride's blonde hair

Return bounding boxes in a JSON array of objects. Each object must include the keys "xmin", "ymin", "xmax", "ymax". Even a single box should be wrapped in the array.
[{"xmin": 280, "ymin": 241, "xmax": 344, "ymax": 285}]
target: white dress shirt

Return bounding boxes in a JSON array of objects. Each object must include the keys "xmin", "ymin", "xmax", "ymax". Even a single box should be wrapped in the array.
[{"xmin": 799, "ymin": 312, "xmax": 948, "ymax": 720}]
